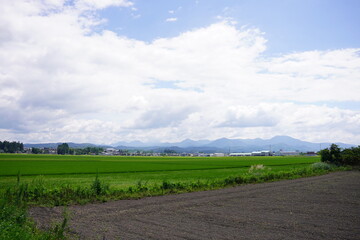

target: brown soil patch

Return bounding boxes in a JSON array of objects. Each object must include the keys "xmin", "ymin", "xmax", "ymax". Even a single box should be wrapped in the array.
[{"xmin": 30, "ymin": 171, "xmax": 360, "ymax": 239}]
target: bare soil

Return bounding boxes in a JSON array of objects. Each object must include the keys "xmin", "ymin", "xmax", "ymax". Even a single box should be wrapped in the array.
[{"xmin": 30, "ymin": 171, "xmax": 360, "ymax": 240}]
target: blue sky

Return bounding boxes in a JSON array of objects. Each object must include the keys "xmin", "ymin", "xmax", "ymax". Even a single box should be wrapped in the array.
[
  {"xmin": 99, "ymin": 0, "xmax": 360, "ymax": 55},
  {"xmin": 0, "ymin": 0, "xmax": 359, "ymax": 144}
]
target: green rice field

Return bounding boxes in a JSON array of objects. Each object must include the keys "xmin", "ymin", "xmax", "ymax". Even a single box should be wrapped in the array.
[{"xmin": 0, "ymin": 154, "xmax": 320, "ymax": 190}]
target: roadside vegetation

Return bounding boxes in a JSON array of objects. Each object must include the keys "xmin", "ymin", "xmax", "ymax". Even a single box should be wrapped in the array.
[{"xmin": 1, "ymin": 173, "xmax": 70, "ymax": 240}]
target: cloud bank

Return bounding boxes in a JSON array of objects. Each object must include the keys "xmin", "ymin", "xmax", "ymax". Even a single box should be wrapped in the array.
[{"xmin": 0, "ymin": 0, "xmax": 359, "ymax": 144}]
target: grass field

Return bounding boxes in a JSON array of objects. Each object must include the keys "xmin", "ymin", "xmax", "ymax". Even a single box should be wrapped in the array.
[{"xmin": 0, "ymin": 154, "xmax": 320, "ymax": 190}]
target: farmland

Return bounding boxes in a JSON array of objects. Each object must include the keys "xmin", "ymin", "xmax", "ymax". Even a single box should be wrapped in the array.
[
  {"xmin": 0, "ymin": 154, "xmax": 319, "ymax": 190},
  {"xmin": 0, "ymin": 153, "xmax": 345, "ymax": 239}
]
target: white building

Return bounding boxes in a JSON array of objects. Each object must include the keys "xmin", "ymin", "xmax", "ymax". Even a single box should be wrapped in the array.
[
  {"xmin": 229, "ymin": 152, "xmax": 252, "ymax": 156},
  {"xmin": 230, "ymin": 150, "xmax": 272, "ymax": 156},
  {"xmin": 251, "ymin": 150, "xmax": 271, "ymax": 156}
]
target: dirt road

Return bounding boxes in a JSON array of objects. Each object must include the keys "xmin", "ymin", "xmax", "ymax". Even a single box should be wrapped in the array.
[{"xmin": 30, "ymin": 171, "xmax": 360, "ymax": 240}]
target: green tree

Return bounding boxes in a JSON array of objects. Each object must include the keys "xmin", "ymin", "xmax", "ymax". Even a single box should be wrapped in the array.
[
  {"xmin": 19, "ymin": 142, "xmax": 24, "ymax": 152},
  {"xmin": 330, "ymin": 144, "xmax": 341, "ymax": 163},
  {"xmin": 341, "ymin": 146, "xmax": 360, "ymax": 166},
  {"xmin": 320, "ymin": 143, "xmax": 342, "ymax": 165},
  {"xmin": 320, "ymin": 143, "xmax": 360, "ymax": 166},
  {"xmin": 320, "ymin": 148, "xmax": 331, "ymax": 162},
  {"xmin": 57, "ymin": 143, "xmax": 70, "ymax": 155},
  {"xmin": 68, "ymin": 148, "xmax": 75, "ymax": 155},
  {"xmin": 0, "ymin": 141, "xmax": 24, "ymax": 153},
  {"xmin": 31, "ymin": 147, "xmax": 42, "ymax": 154}
]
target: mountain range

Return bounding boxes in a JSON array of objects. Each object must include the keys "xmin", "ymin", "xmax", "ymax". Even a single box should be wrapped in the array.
[
  {"xmin": 110, "ymin": 136, "xmax": 356, "ymax": 153},
  {"xmin": 24, "ymin": 136, "xmax": 356, "ymax": 153}
]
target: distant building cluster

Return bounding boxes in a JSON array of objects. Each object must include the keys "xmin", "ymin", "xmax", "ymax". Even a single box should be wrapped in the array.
[
  {"xmin": 230, "ymin": 150, "xmax": 272, "ymax": 156},
  {"xmin": 229, "ymin": 150, "xmax": 317, "ymax": 157},
  {"xmin": 23, "ymin": 147, "xmax": 57, "ymax": 154},
  {"xmin": 13, "ymin": 147, "xmax": 318, "ymax": 157}
]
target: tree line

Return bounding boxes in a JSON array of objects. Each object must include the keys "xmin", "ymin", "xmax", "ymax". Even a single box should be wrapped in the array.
[
  {"xmin": 0, "ymin": 141, "xmax": 24, "ymax": 153},
  {"xmin": 56, "ymin": 143, "xmax": 104, "ymax": 155},
  {"xmin": 320, "ymin": 144, "xmax": 360, "ymax": 166},
  {"xmin": 0, "ymin": 140, "xmax": 103, "ymax": 155}
]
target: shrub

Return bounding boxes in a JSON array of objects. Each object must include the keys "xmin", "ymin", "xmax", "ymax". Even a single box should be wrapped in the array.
[{"xmin": 312, "ymin": 162, "xmax": 334, "ymax": 170}]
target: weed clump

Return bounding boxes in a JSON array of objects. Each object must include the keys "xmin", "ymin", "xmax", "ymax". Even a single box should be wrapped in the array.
[
  {"xmin": 91, "ymin": 174, "xmax": 109, "ymax": 196},
  {"xmin": 311, "ymin": 162, "xmax": 334, "ymax": 170},
  {"xmin": 50, "ymin": 209, "xmax": 70, "ymax": 240},
  {"xmin": 249, "ymin": 164, "xmax": 265, "ymax": 172},
  {"xmin": 248, "ymin": 164, "xmax": 272, "ymax": 174}
]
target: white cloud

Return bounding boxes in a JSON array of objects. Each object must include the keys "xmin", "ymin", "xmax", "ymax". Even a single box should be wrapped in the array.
[
  {"xmin": 165, "ymin": 17, "xmax": 177, "ymax": 22},
  {"xmin": 217, "ymin": 106, "xmax": 279, "ymax": 128},
  {"xmin": 75, "ymin": 0, "xmax": 133, "ymax": 10},
  {"xmin": 0, "ymin": 1, "xmax": 359, "ymax": 144}
]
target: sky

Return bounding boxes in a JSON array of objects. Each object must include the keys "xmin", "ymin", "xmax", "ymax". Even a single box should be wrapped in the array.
[{"xmin": 0, "ymin": 0, "xmax": 359, "ymax": 145}]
